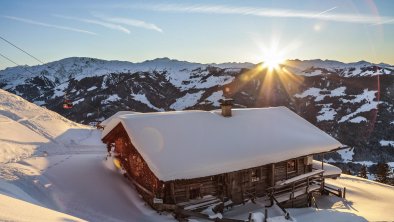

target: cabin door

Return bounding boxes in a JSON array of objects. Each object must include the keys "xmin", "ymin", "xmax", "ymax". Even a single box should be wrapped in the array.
[{"xmin": 229, "ymin": 173, "xmax": 243, "ymax": 204}]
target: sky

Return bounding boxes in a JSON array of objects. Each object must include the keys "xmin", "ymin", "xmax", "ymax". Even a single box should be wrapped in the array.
[{"xmin": 0, "ymin": 0, "xmax": 394, "ymax": 70}]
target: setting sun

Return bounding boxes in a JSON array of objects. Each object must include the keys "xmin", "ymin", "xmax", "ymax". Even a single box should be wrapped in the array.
[
  {"xmin": 256, "ymin": 40, "xmax": 288, "ymax": 71},
  {"xmin": 262, "ymin": 51, "xmax": 285, "ymax": 70}
]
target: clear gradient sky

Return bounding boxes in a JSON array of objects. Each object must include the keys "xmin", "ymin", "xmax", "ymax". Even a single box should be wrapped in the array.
[{"xmin": 0, "ymin": 0, "xmax": 394, "ymax": 70}]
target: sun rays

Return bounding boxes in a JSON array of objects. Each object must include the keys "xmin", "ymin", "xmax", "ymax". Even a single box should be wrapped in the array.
[
  {"xmin": 260, "ymin": 44, "xmax": 286, "ymax": 71},
  {"xmin": 224, "ymin": 39, "xmax": 304, "ymax": 106}
]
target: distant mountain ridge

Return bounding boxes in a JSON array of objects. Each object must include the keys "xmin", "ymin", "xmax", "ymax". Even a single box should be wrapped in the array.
[
  {"xmin": 1, "ymin": 57, "xmax": 392, "ymax": 86},
  {"xmin": 1, "ymin": 57, "xmax": 394, "ymax": 173}
]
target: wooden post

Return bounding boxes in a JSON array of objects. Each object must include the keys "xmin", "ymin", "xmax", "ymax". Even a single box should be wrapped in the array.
[
  {"xmin": 285, "ymin": 161, "xmax": 288, "ymax": 180},
  {"xmin": 170, "ymin": 182, "xmax": 176, "ymax": 204},
  {"xmin": 248, "ymin": 212, "xmax": 252, "ymax": 222},
  {"xmin": 186, "ymin": 185, "xmax": 190, "ymax": 200},
  {"xmin": 240, "ymin": 173, "xmax": 245, "ymax": 204},
  {"xmin": 219, "ymin": 175, "xmax": 224, "ymax": 203},
  {"xmin": 321, "ymin": 154, "xmax": 324, "ymax": 170},
  {"xmin": 270, "ymin": 163, "xmax": 275, "ymax": 187},
  {"xmin": 291, "ymin": 183, "xmax": 295, "ymax": 208},
  {"xmin": 225, "ymin": 173, "xmax": 231, "ymax": 199},
  {"xmin": 264, "ymin": 208, "xmax": 268, "ymax": 222},
  {"xmin": 343, "ymin": 187, "xmax": 346, "ymax": 199},
  {"xmin": 306, "ymin": 176, "xmax": 310, "ymax": 192}
]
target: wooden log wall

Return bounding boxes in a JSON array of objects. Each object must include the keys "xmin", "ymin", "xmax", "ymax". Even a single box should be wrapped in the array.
[
  {"xmin": 103, "ymin": 123, "xmax": 163, "ymax": 204},
  {"xmin": 104, "ymin": 125, "xmax": 314, "ymax": 207},
  {"xmin": 165, "ymin": 176, "xmax": 218, "ymax": 204},
  {"xmin": 164, "ymin": 165, "xmax": 271, "ymax": 204},
  {"xmin": 274, "ymin": 157, "xmax": 310, "ymax": 184}
]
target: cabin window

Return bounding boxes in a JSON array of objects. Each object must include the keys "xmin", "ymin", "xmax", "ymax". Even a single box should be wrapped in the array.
[
  {"xmin": 131, "ymin": 154, "xmax": 144, "ymax": 177},
  {"xmin": 287, "ymin": 160, "xmax": 297, "ymax": 173},
  {"xmin": 251, "ymin": 169, "xmax": 260, "ymax": 182},
  {"xmin": 115, "ymin": 138, "xmax": 123, "ymax": 154},
  {"xmin": 189, "ymin": 187, "xmax": 201, "ymax": 199}
]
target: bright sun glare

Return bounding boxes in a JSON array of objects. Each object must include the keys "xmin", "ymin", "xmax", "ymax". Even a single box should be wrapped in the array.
[
  {"xmin": 257, "ymin": 39, "xmax": 290, "ymax": 71},
  {"xmin": 262, "ymin": 51, "xmax": 285, "ymax": 70}
]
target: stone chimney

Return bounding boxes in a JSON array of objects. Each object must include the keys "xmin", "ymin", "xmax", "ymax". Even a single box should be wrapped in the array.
[{"xmin": 220, "ymin": 99, "xmax": 234, "ymax": 117}]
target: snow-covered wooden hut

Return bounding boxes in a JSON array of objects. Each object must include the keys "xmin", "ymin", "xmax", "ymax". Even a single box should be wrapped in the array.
[{"xmin": 101, "ymin": 103, "xmax": 344, "ymax": 212}]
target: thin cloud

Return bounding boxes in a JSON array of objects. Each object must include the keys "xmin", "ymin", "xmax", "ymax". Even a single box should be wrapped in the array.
[
  {"xmin": 315, "ymin": 7, "xmax": 337, "ymax": 16},
  {"xmin": 2, "ymin": 15, "xmax": 97, "ymax": 35},
  {"xmin": 93, "ymin": 14, "xmax": 163, "ymax": 33},
  {"xmin": 372, "ymin": 18, "xmax": 394, "ymax": 26},
  {"xmin": 131, "ymin": 3, "xmax": 394, "ymax": 25},
  {"xmin": 54, "ymin": 15, "xmax": 131, "ymax": 34}
]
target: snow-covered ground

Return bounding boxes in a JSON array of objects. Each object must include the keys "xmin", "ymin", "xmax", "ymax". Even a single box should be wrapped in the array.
[
  {"xmin": 1, "ymin": 89, "xmax": 393, "ymax": 222},
  {"xmin": 0, "ymin": 193, "xmax": 84, "ymax": 222},
  {"xmin": 0, "ymin": 153, "xmax": 175, "ymax": 222},
  {"xmin": 323, "ymin": 175, "xmax": 394, "ymax": 221},
  {"xmin": 0, "ymin": 89, "xmax": 93, "ymax": 163},
  {"xmin": 0, "ymin": 89, "xmax": 174, "ymax": 221},
  {"xmin": 5, "ymin": 151, "xmax": 393, "ymax": 222}
]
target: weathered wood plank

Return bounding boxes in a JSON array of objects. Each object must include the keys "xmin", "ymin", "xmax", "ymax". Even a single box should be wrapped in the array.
[{"xmin": 271, "ymin": 163, "xmax": 275, "ymax": 187}]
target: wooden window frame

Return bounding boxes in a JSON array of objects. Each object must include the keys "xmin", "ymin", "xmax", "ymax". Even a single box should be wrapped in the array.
[
  {"xmin": 189, "ymin": 187, "xmax": 201, "ymax": 199},
  {"xmin": 287, "ymin": 159, "xmax": 297, "ymax": 174},
  {"xmin": 251, "ymin": 168, "xmax": 260, "ymax": 183}
]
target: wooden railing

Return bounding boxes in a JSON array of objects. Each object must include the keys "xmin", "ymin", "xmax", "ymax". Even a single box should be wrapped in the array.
[
  {"xmin": 323, "ymin": 183, "xmax": 346, "ymax": 198},
  {"xmin": 265, "ymin": 171, "xmax": 324, "ymax": 220},
  {"xmin": 268, "ymin": 172, "xmax": 323, "ymax": 199}
]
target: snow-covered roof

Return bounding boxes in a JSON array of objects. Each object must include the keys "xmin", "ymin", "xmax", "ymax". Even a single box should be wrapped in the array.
[
  {"xmin": 108, "ymin": 107, "xmax": 342, "ymax": 181},
  {"xmin": 101, "ymin": 112, "xmax": 141, "ymax": 138},
  {"xmin": 312, "ymin": 160, "xmax": 342, "ymax": 177},
  {"xmin": 100, "ymin": 111, "xmax": 139, "ymax": 127}
]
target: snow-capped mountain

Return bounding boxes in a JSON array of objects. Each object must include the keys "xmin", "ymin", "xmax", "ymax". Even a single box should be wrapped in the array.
[{"xmin": 0, "ymin": 57, "xmax": 394, "ymax": 171}]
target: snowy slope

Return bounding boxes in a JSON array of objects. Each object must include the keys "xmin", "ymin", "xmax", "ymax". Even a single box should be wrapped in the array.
[
  {"xmin": 0, "ymin": 193, "xmax": 84, "ymax": 222},
  {"xmin": 0, "ymin": 114, "xmax": 48, "ymax": 163},
  {"xmin": 0, "ymin": 89, "xmax": 95, "ymax": 163},
  {"xmin": 0, "ymin": 154, "xmax": 175, "ymax": 222},
  {"xmin": 322, "ymin": 175, "xmax": 394, "ymax": 221}
]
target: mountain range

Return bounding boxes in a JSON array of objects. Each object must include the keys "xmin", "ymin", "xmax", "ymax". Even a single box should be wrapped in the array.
[{"xmin": 1, "ymin": 57, "xmax": 393, "ymax": 174}]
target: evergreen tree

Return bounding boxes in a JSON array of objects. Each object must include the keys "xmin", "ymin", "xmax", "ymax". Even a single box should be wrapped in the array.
[
  {"xmin": 375, "ymin": 162, "xmax": 390, "ymax": 184},
  {"xmin": 342, "ymin": 168, "xmax": 352, "ymax": 175},
  {"xmin": 358, "ymin": 165, "xmax": 368, "ymax": 179}
]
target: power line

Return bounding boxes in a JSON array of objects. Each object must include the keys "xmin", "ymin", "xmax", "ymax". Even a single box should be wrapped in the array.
[
  {"xmin": 0, "ymin": 52, "xmax": 97, "ymax": 112},
  {"xmin": 0, "ymin": 35, "xmax": 54, "ymax": 86},
  {"xmin": 0, "ymin": 52, "xmax": 36, "ymax": 75},
  {"xmin": 0, "ymin": 35, "xmax": 47, "ymax": 65},
  {"xmin": 0, "ymin": 36, "xmax": 82, "ymax": 109},
  {"xmin": 0, "ymin": 51, "xmax": 58, "ymax": 105}
]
